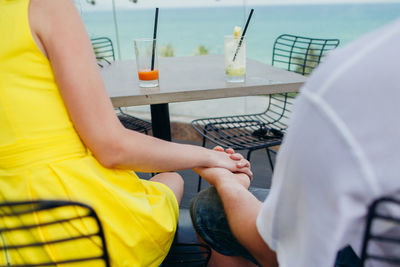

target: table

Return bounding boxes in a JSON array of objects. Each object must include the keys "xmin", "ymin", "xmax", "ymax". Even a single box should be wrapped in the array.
[{"xmin": 101, "ymin": 55, "xmax": 306, "ymax": 141}]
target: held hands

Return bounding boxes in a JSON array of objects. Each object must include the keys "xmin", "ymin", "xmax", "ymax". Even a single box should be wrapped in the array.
[
  {"xmin": 213, "ymin": 146, "xmax": 253, "ymax": 180},
  {"xmin": 208, "ymin": 146, "xmax": 253, "ymax": 179},
  {"xmin": 194, "ymin": 146, "xmax": 252, "ymax": 189}
]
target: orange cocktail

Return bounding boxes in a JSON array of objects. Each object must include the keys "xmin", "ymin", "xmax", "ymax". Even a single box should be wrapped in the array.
[
  {"xmin": 134, "ymin": 38, "xmax": 160, "ymax": 87},
  {"xmin": 138, "ymin": 69, "xmax": 159, "ymax": 81}
]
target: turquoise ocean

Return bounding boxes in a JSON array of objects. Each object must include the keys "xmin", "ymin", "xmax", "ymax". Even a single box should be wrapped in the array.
[{"xmin": 80, "ymin": 3, "xmax": 400, "ymax": 63}]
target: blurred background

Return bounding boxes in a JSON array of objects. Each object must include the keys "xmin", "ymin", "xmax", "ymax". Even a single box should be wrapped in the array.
[{"xmin": 76, "ymin": 0, "xmax": 400, "ymax": 126}]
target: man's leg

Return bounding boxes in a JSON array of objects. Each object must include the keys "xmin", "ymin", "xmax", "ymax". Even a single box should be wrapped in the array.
[{"xmin": 190, "ymin": 186, "xmax": 269, "ymax": 266}]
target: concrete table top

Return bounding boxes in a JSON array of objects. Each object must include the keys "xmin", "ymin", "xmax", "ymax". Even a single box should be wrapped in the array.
[{"xmin": 101, "ymin": 54, "xmax": 306, "ymax": 107}]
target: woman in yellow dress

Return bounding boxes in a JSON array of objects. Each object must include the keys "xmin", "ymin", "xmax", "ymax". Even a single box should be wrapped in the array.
[{"xmin": 0, "ymin": 0, "xmax": 251, "ymax": 266}]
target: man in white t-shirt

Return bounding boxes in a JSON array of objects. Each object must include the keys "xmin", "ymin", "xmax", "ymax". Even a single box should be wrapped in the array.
[{"xmin": 190, "ymin": 18, "xmax": 400, "ymax": 267}]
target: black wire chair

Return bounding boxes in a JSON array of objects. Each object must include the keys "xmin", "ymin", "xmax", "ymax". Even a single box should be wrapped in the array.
[
  {"xmin": 191, "ymin": 34, "xmax": 340, "ymax": 191},
  {"xmin": 0, "ymin": 200, "xmax": 110, "ymax": 267},
  {"xmin": 162, "ymin": 243, "xmax": 211, "ymax": 267},
  {"xmin": 116, "ymin": 108, "xmax": 153, "ymax": 135},
  {"xmin": 360, "ymin": 197, "xmax": 400, "ymax": 266},
  {"xmin": 90, "ymin": 37, "xmax": 152, "ymax": 135},
  {"xmin": 90, "ymin": 37, "xmax": 115, "ymax": 67},
  {"xmin": 162, "ymin": 208, "xmax": 211, "ymax": 267}
]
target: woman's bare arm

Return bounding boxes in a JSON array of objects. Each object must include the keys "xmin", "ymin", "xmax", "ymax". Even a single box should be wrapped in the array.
[{"xmin": 28, "ymin": 0, "xmax": 251, "ymax": 174}]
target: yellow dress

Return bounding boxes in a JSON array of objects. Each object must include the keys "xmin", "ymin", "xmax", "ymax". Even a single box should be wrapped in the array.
[{"xmin": 0, "ymin": 0, "xmax": 179, "ymax": 266}]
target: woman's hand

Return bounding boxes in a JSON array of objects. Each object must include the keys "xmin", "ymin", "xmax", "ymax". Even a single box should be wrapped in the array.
[
  {"xmin": 206, "ymin": 146, "xmax": 253, "ymax": 179},
  {"xmin": 213, "ymin": 146, "xmax": 248, "ymax": 163}
]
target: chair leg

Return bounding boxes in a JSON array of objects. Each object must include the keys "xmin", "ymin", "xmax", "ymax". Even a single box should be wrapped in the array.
[
  {"xmin": 266, "ymin": 148, "xmax": 274, "ymax": 172},
  {"xmin": 197, "ymin": 176, "xmax": 203, "ymax": 193},
  {"xmin": 246, "ymin": 150, "xmax": 253, "ymax": 161},
  {"xmin": 197, "ymin": 136, "xmax": 207, "ymax": 192},
  {"xmin": 201, "ymin": 134, "xmax": 206, "ymax": 148}
]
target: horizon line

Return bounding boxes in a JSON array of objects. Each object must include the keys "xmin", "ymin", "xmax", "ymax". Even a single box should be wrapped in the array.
[{"xmin": 79, "ymin": 0, "xmax": 400, "ymax": 11}]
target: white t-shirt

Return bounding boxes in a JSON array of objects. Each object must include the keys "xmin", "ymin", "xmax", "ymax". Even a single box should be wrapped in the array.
[{"xmin": 256, "ymin": 19, "xmax": 400, "ymax": 267}]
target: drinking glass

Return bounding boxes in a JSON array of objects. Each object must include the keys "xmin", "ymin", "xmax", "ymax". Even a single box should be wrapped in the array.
[
  {"xmin": 224, "ymin": 35, "xmax": 246, "ymax": 83},
  {"xmin": 134, "ymin": 38, "xmax": 159, "ymax": 87}
]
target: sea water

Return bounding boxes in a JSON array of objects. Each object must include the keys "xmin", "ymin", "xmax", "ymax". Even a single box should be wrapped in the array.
[{"xmin": 80, "ymin": 3, "xmax": 400, "ymax": 62}]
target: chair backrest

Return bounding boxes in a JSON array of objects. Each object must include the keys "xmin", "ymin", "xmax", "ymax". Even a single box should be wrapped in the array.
[
  {"xmin": 265, "ymin": 34, "xmax": 340, "ymax": 131},
  {"xmin": 0, "ymin": 200, "xmax": 110, "ymax": 267},
  {"xmin": 360, "ymin": 197, "xmax": 400, "ymax": 266},
  {"xmin": 272, "ymin": 34, "xmax": 340, "ymax": 76},
  {"xmin": 90, "ymin": 37, "xmax": 115, "ymax": 65}
]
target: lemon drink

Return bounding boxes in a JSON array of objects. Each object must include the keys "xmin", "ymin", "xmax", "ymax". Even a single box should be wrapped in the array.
[{"xmin": 224, "ymin": 26, "xmax": 246, "ymax": 83}]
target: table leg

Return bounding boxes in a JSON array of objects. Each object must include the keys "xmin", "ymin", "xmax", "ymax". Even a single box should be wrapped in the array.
[{"xmin": 150, "ymin": 103, "xmax": 171, "ymax": 141}]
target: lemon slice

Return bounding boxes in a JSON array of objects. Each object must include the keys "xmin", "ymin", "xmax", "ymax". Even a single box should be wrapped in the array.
[
  {"xmin": 233, "ymin": 26, "xmax": 242, "ymax": 37},
  {"xmin": 226, "ymin": 67, "xmax": 245, "ymax": 76}
]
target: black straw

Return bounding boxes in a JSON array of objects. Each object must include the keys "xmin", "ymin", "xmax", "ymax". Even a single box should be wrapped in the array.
[
  {"xmin": 151, "ymin": 7, "xmax": 159, "ymax": 70},
  {"xmin": 232, "ymin": 8, "xmax": 254, "ymax": 62}
]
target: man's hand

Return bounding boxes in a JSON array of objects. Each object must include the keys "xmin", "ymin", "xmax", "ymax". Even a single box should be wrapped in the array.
[{"xmin": 193, "ymin": 167, "xmax": 251, "ymax": 189}]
